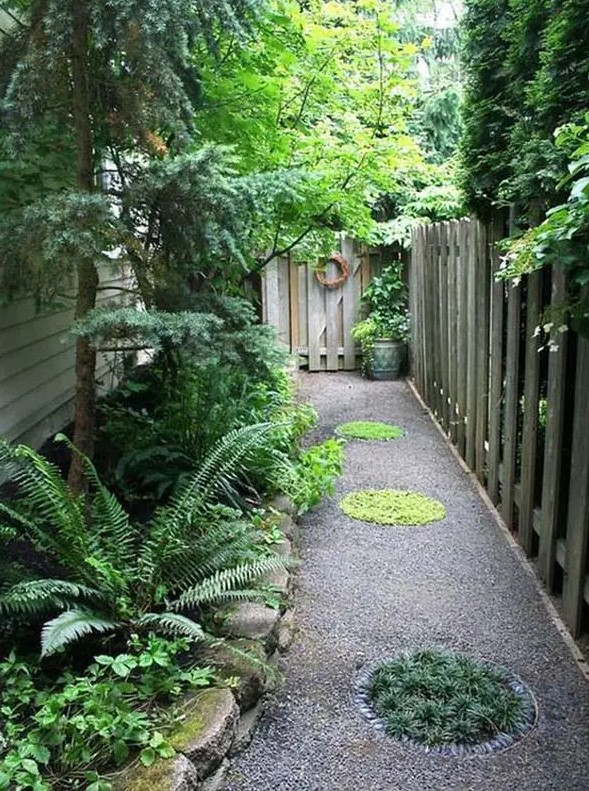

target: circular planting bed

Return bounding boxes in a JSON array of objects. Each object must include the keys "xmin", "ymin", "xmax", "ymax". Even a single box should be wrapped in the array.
[
  {"xmin": 339, "ymin": 489, "xmax": 445, "ymax": 525},
  {"xmin": 335, "ymin": 421, "xmax": 406, "ymax": 441},
  {"xmin": 354, "ymin": 650, "xmax": 537, "ymax": 755}
]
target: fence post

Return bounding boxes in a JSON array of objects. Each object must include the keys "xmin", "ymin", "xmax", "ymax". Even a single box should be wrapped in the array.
[{"xmin": 475, "ymin": 222, "xmax": 490, "ymax": 481}]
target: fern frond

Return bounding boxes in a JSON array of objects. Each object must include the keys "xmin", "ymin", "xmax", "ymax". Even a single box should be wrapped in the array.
[
  {"xmin": 170, "ymin": 556, "xmax": 287, "ymax": 610},
  {"xmin": 141, "ymin": 424, "xmax": 276, "ymax": 575},
  {"xmin": 0, "ymin": 440, "xmax": 88, "ymax": 572},
  {"xmin": 136, "ymin": 612, "xmax": 206, "ymax": 641},
  {"xmin": 41, "ymin": 610, "xmax": 119, "ymax": 657},
  {"xmin": 55, "ymin": 434, "xmax": 137, "ymax": 570},
  {"xmin": 0, "ymin": 579, "xmax": 104, "ymax": 617}
]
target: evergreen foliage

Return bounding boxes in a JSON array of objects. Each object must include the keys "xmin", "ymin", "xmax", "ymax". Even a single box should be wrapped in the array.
[{"xmin": 461, "ymin": 0, "xmax": 589, "ymax": 217}]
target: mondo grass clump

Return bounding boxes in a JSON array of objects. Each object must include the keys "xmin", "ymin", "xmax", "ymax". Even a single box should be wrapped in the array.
[
  {"xmin": 335, "ymin": 421, "xmax": 405, "ymax": 442},
  {"xmin": 339, "ymin": 489, "xmax": 445, "ymax": 526},
  {"xmin": 355, "ymin": 650, "xmax": 537, "ymax": 755}
]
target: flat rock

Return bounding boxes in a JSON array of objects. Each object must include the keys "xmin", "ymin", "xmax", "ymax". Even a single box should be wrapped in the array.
[
  {"xmin": 225, "ymin": 602, "xmax": 280, "ymax": 646},
  {"xmin": 200, "ymin": 639, "xmax": 267, "ymax": 711},
  {"xmin": 199, "ymin": 758, "xmax": 230, "ymax": 791},
  {"xmin": 169, "ymin": 688, "xmax": 238, "ymax": 779},
  {"xmin": 229, "ymin": 701, "xmax": 266, "ymax": 756},
  {"xmin": 271, "ymin": 537, "xmax": 293, "ymax": 559},
  {"xmin": 266, "ymin": 495, "xmax": 297, "ymax": 517},
  {"xmin": 115, "ymin": 754, "xmax": 198, "ymax": 791},
  {"xmin": 276, "ymin": 608, "xmax": 297, "ymax": 652},
  {"xmin": 262, "ymin": 565, "xmax": 290, "ymax": 594},
  {"xmin": 275, "ymin": 513, "xmax": 299, "ymax": 543}
]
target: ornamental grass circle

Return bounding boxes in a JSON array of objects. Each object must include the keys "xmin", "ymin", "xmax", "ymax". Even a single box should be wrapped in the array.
[
  {"xmin": 340, "ymin": 489, "xmax": 445, "ymax": 526},
  {"xmin": 335, "ymin": 421, "xmax": 406, "ymax": 442},
  {"xmin": 354, "ymin": 650, "xmax": 537, "ymax": 756}
]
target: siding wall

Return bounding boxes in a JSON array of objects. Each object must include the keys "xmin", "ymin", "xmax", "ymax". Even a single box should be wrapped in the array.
[{"xmin": 0, "ymin": 268, "xmax": 131, "ymax": 448}]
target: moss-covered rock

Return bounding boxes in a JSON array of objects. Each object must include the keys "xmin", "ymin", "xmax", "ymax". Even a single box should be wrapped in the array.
[
  {"xmin": 169, "ymin": 689, "xmax": 238, "ymax": 778},
  {"xmin": 200, "ymin": 639, "xmax": 268, "ymax": 711},
  {"xmin": 114, "ymin": 754, "xmax": 198, "ymax": 791}
]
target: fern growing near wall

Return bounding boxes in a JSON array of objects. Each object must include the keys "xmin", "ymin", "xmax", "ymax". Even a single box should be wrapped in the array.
[{"xmin": 0, "ymin": 426, "xmax": 286, "ymax": 657}]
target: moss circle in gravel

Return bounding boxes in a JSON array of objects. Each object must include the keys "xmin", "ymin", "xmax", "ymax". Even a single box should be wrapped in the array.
[
  {"xmin": 335, "ymin": 421, "xmax": 406, "ymax": 441},
  {"xmin": 339, "ymin": 489, "xmax": 445, "ymax": 525},
  {"xmin": 354, "ymin": 650, "xmax": 537, "ymax": 755}
]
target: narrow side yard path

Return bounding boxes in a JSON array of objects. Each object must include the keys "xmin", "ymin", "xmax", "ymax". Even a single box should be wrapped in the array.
[{"xmin": 226, "ymin": 373, "xmax": 589, "ymax": 791}]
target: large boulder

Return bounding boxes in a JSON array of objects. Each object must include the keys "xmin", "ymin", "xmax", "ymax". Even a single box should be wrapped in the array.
[{"xmin": 224, "ymin": 602, "xmax": 280, "ymax": 649}]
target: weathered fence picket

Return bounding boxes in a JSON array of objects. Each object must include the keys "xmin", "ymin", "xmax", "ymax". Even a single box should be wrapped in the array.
[{"xmin": 411, "ymin": 218, "xmax": 589, "ymax": 638}]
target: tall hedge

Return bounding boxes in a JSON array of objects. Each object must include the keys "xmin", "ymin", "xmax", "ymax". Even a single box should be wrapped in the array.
[{"xmin": 460, "ymin": 0, "xmax": 589, "ymax": 218}]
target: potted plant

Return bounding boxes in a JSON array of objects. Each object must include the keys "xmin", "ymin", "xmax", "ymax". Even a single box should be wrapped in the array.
[{"xmin": 352, "ymin": 264, "xmax": 410, "ymax": 380}]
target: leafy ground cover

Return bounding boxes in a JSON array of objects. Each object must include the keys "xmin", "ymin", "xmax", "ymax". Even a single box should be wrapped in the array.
[
  {"xmin": 335, "ymin": 421, "xmax": 406, "ymax": 441},
  {"xmin": 339, "ymin": 490, "xmax": 446, "ymax": 525},
  {"xmin": 365, "ymin": 650, "xmax": 532, "ymax": 749}
]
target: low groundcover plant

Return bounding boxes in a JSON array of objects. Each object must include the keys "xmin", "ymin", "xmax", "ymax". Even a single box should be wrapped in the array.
[
  {"xmin": 335, "ymin": 421, "xmax": 405, "ymax": 441},
  {"xmin": 339, "ymin": 489, "xmax": 445, "ymax": 525}
]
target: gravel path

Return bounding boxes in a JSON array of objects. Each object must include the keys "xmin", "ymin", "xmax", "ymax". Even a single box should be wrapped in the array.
[{"xmin": 226, "ymin": 373, "xmax": 589, "ymax": 791}]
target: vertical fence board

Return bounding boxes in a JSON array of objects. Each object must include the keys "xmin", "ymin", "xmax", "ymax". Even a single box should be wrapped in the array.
[
  {"xmin": 288, "ymin": 257, "xmax": 299, "ymax": 355},
  {"xmin": 325, "ymin": 257, "xmax": 340, "ymax": 371},
  {"xmin": 465, "ymin": 221, "xmax": 478, "ymax": 468},
  {"xmin": 538, "ymin": 269, "xmax": 568, "ymax": 587},
  {"xmin": 448, "ymin": 223, "xmax": 458, "ymax": 443},
  {"xmin": 487, "ymin": 218, "xmax": 505, "ymax": 504},
  {"xmin": 456, "ymin": 221, "xmax": 468, "ymax": 457},
  {"xmin": 519, "ymin": 271, "xmax": 542, "ymax": 555},
  {"xmin": 501, "ymin": 280, "xmax": 521, "ymax": 529},
  {"xmin": 342, "ymin": 238, "xmax": 357, "ymax": 371},
  {"xmin": 307, "ymin": 265, "xmax": 322, "ymax": 371},
  {"xmin": 562, "ymin": 338, "xmax": 589, "ymax": 636},
  {"xmin": 439, "ymin": 223, "xmax": 450, "ymax": 432},
  {"xmin": 475, "ymin": 223, "xmax": 490, "ymax": 481}
]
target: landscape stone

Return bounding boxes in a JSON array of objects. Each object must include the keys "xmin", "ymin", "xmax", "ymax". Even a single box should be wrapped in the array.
[
  {"xmin": 229, "ymin": 702, "xmax": 266, "ymax": 756},
  {"xmin": 225, "ymin": 602, "xmax": 280, "ymax": 646},
  {"xmin": 115, "ymin": 754, "xmax": 198, "ymax": 791},
  {"xmin": 271, "ymin": 537, "xmax": 293, "ymax": 559},
  {"xmin": 169, "ymin": 689, "xmax": 239, "ymax": 778},
  {"xmin": 276, "ymin": 608, "xmax": 297, "ymax": 652},
  {"xmin": 266, "ymin": 494, "xmax": 297, "ymax": 517},
  {"xmin": 199, "ymin": 758, "xmax": 230, "ymax": 791},
  {"xmin": 200, "ymin": 639, "xmax": 267, "ymax": 711}
]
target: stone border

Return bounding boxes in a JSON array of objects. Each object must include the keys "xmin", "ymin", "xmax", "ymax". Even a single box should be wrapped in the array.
[
  {"xmin": 353, "ymin": 653, "xmax": 538, "ymax": 757},
  {"xmin": 115, "ymin": 495, "xmax": 299, "ymax": 790}
]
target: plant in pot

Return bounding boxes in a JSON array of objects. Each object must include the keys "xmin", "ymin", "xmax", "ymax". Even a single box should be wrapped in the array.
[{"xmin": 352, "ymin": 264, "xmax": 410, "ymax": 380}]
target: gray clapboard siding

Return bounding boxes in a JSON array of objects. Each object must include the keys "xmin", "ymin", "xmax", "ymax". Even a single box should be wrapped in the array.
[{"xmin": 0, "ymin": 269, "xmax": 133, "ymax": 448}]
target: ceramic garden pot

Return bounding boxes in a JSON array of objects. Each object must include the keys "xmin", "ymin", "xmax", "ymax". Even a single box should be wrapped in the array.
[{"xmin": 369, "ymin": 338, "xmax": 406, "ymax": 380}]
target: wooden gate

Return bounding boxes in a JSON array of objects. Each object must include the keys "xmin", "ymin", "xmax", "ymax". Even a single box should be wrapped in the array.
[{"xmin": 262, "ymin": 238, "xmax": 403, "ymax": 371}]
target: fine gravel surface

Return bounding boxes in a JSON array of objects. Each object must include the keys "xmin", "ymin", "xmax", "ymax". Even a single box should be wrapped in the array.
[{"xmin": 225, "ymin": 373, "xmax": 589, "ymax": 791}]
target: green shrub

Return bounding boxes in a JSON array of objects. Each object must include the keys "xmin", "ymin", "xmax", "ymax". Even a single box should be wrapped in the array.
[
  {"xmin": 0, "ymin": 429, "xmax": 286, "ymax": 657},
  {"xmin": 0, "ymin": 636, "xmax": 214, "ymax": 790},
  {"xmin": 281, "ymin": 439, "xmax": 345, "ymax": 514}
]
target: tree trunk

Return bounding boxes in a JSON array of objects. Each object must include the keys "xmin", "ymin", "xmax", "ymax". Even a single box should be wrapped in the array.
[{"xmin": 68, "ymin": 2, "xmax": 99, "ymax": 493}]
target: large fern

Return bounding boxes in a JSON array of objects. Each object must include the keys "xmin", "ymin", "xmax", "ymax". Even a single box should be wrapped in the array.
[{"xmin": 0, "ymin": 428, "xmax": 289, "ymax": 656}]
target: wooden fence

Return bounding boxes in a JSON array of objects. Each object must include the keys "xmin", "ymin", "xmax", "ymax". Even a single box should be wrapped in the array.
[
  {"xmin": 410, "ymin": 218, "xmax": 589, "ymax": 637},
  {"xmin": 262, "ymin": 239, "xmax": 406, "ymax": 370}
]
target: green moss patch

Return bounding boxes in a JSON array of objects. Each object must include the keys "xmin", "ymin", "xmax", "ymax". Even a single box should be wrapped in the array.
[
  {"xmin": 339, "ymin": 489, "xmax": 445, "ymax": 525},
  {"xmin": 335, "ymin": 421, "xmax": 405, "ymax": 441},
  {"xmin": 355, "ymin": 650, "xmax": 537, "ymax": 753}
]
